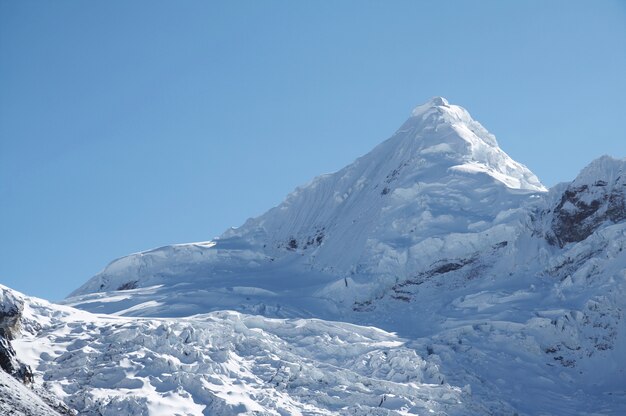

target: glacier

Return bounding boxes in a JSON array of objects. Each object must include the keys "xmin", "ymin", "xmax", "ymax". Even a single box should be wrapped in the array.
[{"xmin": 1, "ymin": 97, "xmax": 625, "ymax": 415}]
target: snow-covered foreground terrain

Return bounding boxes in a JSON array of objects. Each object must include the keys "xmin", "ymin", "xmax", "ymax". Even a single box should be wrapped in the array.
[
  {"xmin": 2, "ymin": 98, "xmax": 625, "ymax": 414},
  {"xmin": 3, "ymin": 284, "xmax": 481, "ymax": 415}
]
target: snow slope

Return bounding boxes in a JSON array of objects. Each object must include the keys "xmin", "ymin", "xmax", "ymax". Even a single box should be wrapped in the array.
[
  {"xmin": 2, "ymin": 285, "xmax": 483, "ymax": 416},
  {"xmin": 0, "ymin": 370, "xmax": 63, "ymax": 416}
]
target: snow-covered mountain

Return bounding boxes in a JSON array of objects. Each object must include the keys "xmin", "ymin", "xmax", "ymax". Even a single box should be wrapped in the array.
[
  {"xmin": 66, "ymin": 97, "xmax": 547, "ymax": 318},
  {"xmin": 2, "ymin": 98, "xmax": 625, "ymax": 415}
]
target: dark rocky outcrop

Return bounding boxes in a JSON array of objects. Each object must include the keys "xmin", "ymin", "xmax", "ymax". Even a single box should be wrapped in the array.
[
  {"xmin": 0, "ymin": 333, "xmax": 33, "ymax": 383},
  {"xmin": 551, "ymin": 183, "xmax": 626, "ymax": 247},
  {"xmin": 548, "ymin": 157, "xmax": 626, "ymax": 247},
  {"xmin": 0, "ymin": 289, "xmax": 74, "ymax": 414},
  {"xmin": 0, "ymin": 294, "xmax": 33, "ymax": 383}
]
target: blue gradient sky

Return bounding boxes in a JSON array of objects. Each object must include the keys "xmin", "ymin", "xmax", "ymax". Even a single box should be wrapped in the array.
[{"xmin": 1, "ymin": 1, "xmax": 625, "ymax": 301}]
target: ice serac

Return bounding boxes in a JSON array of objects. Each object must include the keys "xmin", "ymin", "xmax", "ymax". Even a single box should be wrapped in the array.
[
  {"xmin": 2, "ymin": 285, "xmax": 479, "ymax": 415},
  {"xmin": 67, "ymin": 97, "xmax": 546, "ymax": 317}
]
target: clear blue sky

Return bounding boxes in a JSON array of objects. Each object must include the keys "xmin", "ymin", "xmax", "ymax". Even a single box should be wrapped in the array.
[{"xmin": 1, "ymin": 1, "xmax": 625, "ymax": 301}]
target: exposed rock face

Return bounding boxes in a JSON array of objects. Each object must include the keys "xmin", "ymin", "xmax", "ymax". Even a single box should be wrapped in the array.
[
  {"xmin": 550, "ymin": 156, "xmax": 626, "ymax": 247},
  {"xmin": 0, "ymin": 299, "xmax": 22, "ymax": 340},
  {"xmin": 0, "ymin": 334, "xmax": 32, "ymax": 383},
  {"xmin": 0, "ymin": 291, "xmax": 33, "ymax": 383},
  {"xmin": 0, "ymin": 288, "xmax": 73, "ymax": 415}
]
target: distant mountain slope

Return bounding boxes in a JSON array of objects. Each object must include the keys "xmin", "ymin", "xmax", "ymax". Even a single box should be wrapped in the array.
[{"xmin": 66, "ymin": 97, "xmax": 547, "ymax": 317}]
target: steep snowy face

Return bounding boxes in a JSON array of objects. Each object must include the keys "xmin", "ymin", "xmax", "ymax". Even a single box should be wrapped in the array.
[
  {"xmin": 406, "ymin": 97, "xmax": 545, "ymax": 192},
  {"xmin": 548, "ymin": 156, "xmax": 626, "ymax": 247},
  {"xmin": 0, "ymin": 371, "xmax": 64, "ymax": 416},
  {"xmin": 220, "ymin": 97, "xmax": 545, "ymax": 275},
  {"xmin": 68, "ymin": 97, "xmax": 547, "ymax": 315}
]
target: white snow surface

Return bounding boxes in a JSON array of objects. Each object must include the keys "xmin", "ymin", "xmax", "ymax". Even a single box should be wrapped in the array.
[
  {"xmin": 4, "ymin": 285, "xmax": 480, "ymax": 415},
  {"xmin": 0, "ymin": 370, "xmax": 63, "ymax": 416},
  {"xmin": 6, "ymin": 98, "xmax": 624, "ymax": 414}
]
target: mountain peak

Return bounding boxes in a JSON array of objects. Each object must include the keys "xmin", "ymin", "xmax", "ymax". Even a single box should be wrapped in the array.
[
  {"xmin": 68, "ymin": 98, "xmax": 547, "ymax": 302},
  {"xmin": 410, "ymin": 96, "xmax": 450, "ymax": 117},
  {"xmin": 399, "ymin": 98, "xmax": 546, "ymax": 192},
  {"xmin": 406, "ymin": 97, "xmax": 495, "ymax": 145},
  {"xmin": 572, "ymin": 155, "xmax": 626, "ymax": 188}
]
